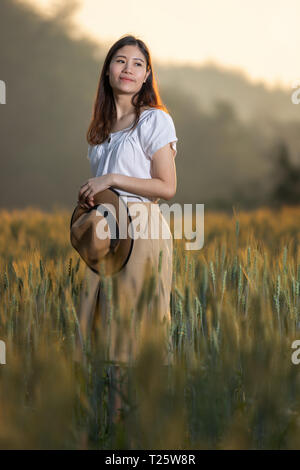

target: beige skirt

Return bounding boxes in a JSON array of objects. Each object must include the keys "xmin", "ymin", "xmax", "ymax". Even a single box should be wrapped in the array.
[{"xmin": 75, "ymin": 201, "xmax": 174, "ymax": 366}]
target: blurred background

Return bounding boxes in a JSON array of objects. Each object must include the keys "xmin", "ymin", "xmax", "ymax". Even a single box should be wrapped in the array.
[
  {"xmin": 0, "ymin": 0, "xmax": 299, "ymax": 212},
  {"xmin": 0, "ymin": 1, "xmax": 299, "ymax": 450}
]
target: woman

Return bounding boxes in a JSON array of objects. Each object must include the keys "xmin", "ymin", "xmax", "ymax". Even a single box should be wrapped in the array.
[{"xmin": 76, "ymin": 34, "xmax": 178, "ymax": 418}]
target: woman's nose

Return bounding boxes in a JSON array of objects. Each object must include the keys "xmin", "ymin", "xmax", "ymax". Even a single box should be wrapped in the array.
[{"xmin": 123, "ymin": 65, "xmax": 133, "ymax": 73}]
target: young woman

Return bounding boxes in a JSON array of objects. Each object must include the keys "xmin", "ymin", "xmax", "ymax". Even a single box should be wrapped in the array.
[{"xmin": 76, "ymin": 34, "xmax": 178, "ymax": 419}]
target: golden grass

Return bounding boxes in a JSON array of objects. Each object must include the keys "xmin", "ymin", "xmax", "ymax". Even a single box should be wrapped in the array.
[{"xmin": 0, "ymin": 204, "xmax": 299, "ymax": 449}]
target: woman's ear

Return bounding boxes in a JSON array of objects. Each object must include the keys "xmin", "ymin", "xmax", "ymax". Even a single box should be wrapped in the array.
[{"xmin": 145, "ymin": 68, "xmax": 151, "ymax": 82}]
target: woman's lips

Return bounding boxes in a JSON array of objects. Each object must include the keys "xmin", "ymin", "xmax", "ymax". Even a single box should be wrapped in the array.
[{"xmin": 120, "ymin": 77, "xmax": 134, "ymax": 82}]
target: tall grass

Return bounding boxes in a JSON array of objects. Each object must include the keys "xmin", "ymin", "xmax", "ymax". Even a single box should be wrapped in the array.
[{"xmin": 0, "ymin": 204, "xmax": 299, "ymax": 449}]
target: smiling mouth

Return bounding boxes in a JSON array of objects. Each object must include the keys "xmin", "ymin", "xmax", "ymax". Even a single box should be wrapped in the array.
[{"xmin": 120, "ymin": 77, "xmax": 134, "ymax": 82}]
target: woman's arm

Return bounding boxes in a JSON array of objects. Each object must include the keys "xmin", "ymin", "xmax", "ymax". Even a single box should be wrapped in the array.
[
  {"xmin": 78, "ymin": 143, "xmax": 177, "ymax": 207},
  {"xmin": 112, "ymin": 142, "xmax": 177, "ymax": 201}
]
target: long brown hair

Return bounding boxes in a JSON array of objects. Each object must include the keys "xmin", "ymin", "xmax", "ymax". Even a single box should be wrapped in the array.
[{"xmin": 86, "ymin": 34, "xmax": 168, "ymax": 145}]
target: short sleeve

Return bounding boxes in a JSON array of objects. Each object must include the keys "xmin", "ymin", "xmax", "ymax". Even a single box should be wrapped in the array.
[
  {"xmin": 86, "ymin": 144, "xmax": 101, "ymax": 176},
  {"xmin": 86, "ymin": 144, "xmax": 91, "ymax": 160},
  {"xmin": 139, "ymin": 109, "xmax": 178, "ymax": 160}
]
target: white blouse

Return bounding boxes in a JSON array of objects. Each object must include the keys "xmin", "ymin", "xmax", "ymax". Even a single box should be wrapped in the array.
[{"xmin": 86, "ymin": 108, "xmax": 178, "ymax": 203}]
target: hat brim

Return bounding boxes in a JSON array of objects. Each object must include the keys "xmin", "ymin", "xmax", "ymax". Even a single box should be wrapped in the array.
[{"xmin": 70, "ymin": 188, "xmax": 134, "ymax": 276}]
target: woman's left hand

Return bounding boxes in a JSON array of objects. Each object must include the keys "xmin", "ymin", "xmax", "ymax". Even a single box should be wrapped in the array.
[{"xmin": 78, "ymin": 174, "xmax": 112, "ymax": 208}]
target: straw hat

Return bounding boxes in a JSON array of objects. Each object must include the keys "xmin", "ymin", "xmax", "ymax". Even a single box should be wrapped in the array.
[{"xmin": 70, "ymin": 188, "xmax": 134, "ymax": 276}]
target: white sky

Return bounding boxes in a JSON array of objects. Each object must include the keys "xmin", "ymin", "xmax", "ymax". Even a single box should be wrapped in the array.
[{"xmin": 18, "ymin": 0, "xmax": 298, "ymax": 90}]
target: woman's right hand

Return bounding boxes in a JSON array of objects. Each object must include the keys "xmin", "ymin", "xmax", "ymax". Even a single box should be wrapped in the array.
[{"xmin": 78, "ymin": 194, "xmax": 94, "ymax": 210}]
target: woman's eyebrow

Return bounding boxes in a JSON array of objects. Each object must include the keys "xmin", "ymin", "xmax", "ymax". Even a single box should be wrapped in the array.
[{"xmin": 115, "ymin": 55, "xmax": 144, "ymax": 63}]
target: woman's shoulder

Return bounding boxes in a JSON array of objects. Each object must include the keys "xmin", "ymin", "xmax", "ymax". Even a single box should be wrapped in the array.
[
  {"xmin": 139, "ymin": 107, "xmax": 176, "ymax": 134},
  {"xmin": 139, "ymin": 107, "xmax": 174, "ymax": 126},
  {"xmin": 140, "ymin": 106, "xmax": 170, "ymax": 115}
]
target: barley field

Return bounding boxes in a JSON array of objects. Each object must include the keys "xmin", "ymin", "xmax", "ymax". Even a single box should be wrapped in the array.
[{"xmin": 0, "ymin": 204, "xmax": 299, "ymax": 449}]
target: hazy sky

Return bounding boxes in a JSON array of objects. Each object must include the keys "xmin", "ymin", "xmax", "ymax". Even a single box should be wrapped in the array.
[{"xmin": 19, "ymin": 0, "xmax": 297, "ymax": 90}]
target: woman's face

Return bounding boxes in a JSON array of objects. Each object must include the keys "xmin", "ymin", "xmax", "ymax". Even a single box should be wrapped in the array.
[{"xmin": 107, "ymin": 45, "xmax": 150, "ymax": 96}]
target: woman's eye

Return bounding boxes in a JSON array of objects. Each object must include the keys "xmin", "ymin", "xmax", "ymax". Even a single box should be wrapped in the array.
[{"xmin": 116, "ymin": 59, "xmax": 141, "ymax": 66}]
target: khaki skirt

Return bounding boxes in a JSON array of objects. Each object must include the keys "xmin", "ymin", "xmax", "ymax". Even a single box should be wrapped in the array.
[{"xmin": 76, "ymin": 201, "xmax": 174, "ymax": 366}]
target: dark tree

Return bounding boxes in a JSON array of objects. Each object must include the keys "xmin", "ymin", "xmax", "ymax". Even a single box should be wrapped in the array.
[{"xmin": 269, "ymin": 141, "xmax": 300, "ymax": 207}]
